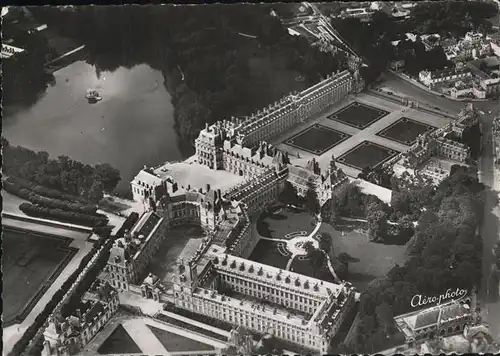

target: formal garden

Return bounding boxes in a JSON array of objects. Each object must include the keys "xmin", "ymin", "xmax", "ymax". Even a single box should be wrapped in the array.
[
  {"xmin": 285, "ymin": 124, "xmax": 351, "ymax": 155},
  {"xmin": 3, "ymin": 227, "xmax": 77, "ymax": 327},
  {"xmin": 337, "ymin": 141, "xmax": 399, "ymax": 170},
  {"xmin": 256, "ymin": 204, "xmax": 315, "ymax": 239},
  {"xmin": 376, "ymin": 117, "xmax": 436, "ymax": 145},
  {"xmin": 327, "ymin": 101, "xmax": 389, "ymax": 129},
  {"xmin": 97, "ymin": 324, "xmax": 142, "ymax": 355}
]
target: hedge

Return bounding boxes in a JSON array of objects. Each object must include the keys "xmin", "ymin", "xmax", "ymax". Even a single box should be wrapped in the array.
[
  {"xmin": 10, "ymin": 212, "xmax": 136, "ymax": 356},
  {"xmin": 5, "ymin": 176, "xmax": 88, "ymax": 204},
  {"xmin": 115, "ymin": 211, "xmax": 140, "ymax": 239},
  {"xmin": 4, "ymin": 180, "xmax": 98, "ymax": 215},
  {"xmin": 19, "ymin": 203, "xmax": 108, "ymax": 227}
]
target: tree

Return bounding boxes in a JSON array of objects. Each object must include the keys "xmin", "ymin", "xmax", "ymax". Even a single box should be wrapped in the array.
[
  {"xmin": 279, "ymin": 181, "xmax": 299, "ymax": 206},
  {"xmin": 88, "ymin": 180, "xmax": 104, "ymax": 204},
  {"xmin": 305, "ymin": 178, "xmax": 320, "ymax": 216},
  {"xmin": 94, "ymin": 163, "xmax": 121, "ymax": 193},
  {"xmin": 366, "ymin": 203, "xmax": 388, "ymax": 242}
]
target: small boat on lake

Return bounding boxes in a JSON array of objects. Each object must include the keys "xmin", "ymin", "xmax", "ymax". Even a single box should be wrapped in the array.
[{"xmin": 85, "ymin": 89, "xmax": 102, "ymax": 103}]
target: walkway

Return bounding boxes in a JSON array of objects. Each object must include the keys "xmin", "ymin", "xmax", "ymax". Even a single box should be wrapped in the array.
[
  {"xmin": 122, "ymin": 319, "xmax": 170, "ymax": 355},
  {"xmin": 258, "ymin": 219, "xmax": 341, "ymax": 282}
]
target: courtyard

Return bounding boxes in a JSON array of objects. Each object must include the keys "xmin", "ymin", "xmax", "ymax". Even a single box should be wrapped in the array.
[
  {"xmin": 145, "ymin": 225, "xmax": 207, "ymax": 290},
  {"xmin": 94, "ymin": 315, "xmax": 224, "ymax": 355},
  {"xmin": 337, "ymin": 141, "xmax": 400, "ymax": 170},
  {"xmin": 318, "ymin": 223, "xmax": 407, "ymax": 291},
  {"xmin": 3, "ymin": 226, "xmax": 77, "ymax": 326},
  {"xmin": 376, "ymin": 117, "xmax": 436, "ymax": 145},
  {"xmin": 327, "ymin": 101, "xmax": 389, "ymax": 129},
  {"xmin": 285, "ymin": 124, "xmax": 351, "ymax": 155}
]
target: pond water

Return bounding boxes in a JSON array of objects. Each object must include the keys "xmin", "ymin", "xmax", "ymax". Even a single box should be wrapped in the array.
[{"xmin": 3, "ymin": 61, "xmax": 183, "ymax": 192}]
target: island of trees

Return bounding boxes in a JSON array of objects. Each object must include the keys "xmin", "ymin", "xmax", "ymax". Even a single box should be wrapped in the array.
[{"xmin": 2, "ymin": 138, "xmax": 121, "ymax": 227}]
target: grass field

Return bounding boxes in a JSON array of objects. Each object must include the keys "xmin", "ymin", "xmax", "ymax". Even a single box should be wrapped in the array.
[
  {"xmin": 328, "ymin": 101, "xmax": 389, "ymax": 129},
  {"xmin": 256, "ymin": 205, "xmax": 315, "ymax": 239},
  {"xmin": 318, "ymin": 223, "xmax": 407, "ymax": 292},
  {"xmin": 97, "ymin": 324, "xmax": 142, "ymax": 355},
  {"xmin": 3, "ymin": 227, "xmax": 76, "ymax": 326},
  {"xmin": 147, "ymin": 325, "xmax": 215, "ymax": 352},
  {"xmin": 285, "ymin": 124, "xmax": 351, "ymax": 155},
  {"xmin": 337, "ymin": 141, "xmax": 399, "ymax": 170},
  {"xmin": 376, "ymin": 117, "xmax": 436, "ymax": 145},
  {"xmin": 248, "ymin": 239, "xmax": 290, "ymax": 270}
]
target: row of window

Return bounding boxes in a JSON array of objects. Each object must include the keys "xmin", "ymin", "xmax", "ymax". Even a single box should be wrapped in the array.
[
  {"xmin": 221, "ymin": 274, "xmax": 320, "ymax": 306},
  {"xmin": 184, "ymin": 298, "xmax": 320, "ymax": 347}
]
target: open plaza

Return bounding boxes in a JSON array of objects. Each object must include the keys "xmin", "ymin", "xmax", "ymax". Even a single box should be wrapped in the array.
[{"xmin": 273, "ymin": 92, "xmax": 454, "ymax": 178}]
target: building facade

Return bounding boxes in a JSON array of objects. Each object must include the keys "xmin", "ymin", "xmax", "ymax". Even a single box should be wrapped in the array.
[
  {"xmin": 172, "ymin": 246, "xmax": 357, "ymax": 354},
  {"xmin": 42, "ymin": 281, "xmax": 119, "ymax": 356},
  {"xmin": 118, "ymin": 63, "xmax": 361, "ymax": 354}
]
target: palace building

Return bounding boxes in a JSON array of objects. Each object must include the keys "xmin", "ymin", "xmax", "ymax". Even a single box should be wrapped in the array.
[
  {"xmin": 42, "ymin": 281, "xmax": 119, "ymax": 356},
  {"xmin": 172, "ymin": 245, "xmax": 357, "ymax": 354},
  {"xmin": 111, "ymin": 65, "xmax": 363, "ymax": 354},
  {"xmin": 390, "ymin": 103, "xmax": 478, "ymax": 181}
]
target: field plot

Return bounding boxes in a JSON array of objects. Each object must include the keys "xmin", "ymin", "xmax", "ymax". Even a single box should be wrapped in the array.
[
  {"xmin": 327, "ymin": 101, "xmax": 389, "ymax": 129},
  {"xmin": 337, "ymin": 141, "xmax": 399, "ymax": 170},
  {"xmin": 376, "ymin": 117, "xmax": 436, "ymax": 145},
  {"xmin": 3, "ymin": 227, "xmax": 77, "ymax": 326},
  {"xmin": 285, "ymin": 124, "xmax": 351, "ymax": 155}
]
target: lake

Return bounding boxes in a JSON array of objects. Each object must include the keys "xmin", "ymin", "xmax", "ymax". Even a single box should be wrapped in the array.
[{"xmin": 2, "ymin": 61, "xmax": 183, "ymax": 192}]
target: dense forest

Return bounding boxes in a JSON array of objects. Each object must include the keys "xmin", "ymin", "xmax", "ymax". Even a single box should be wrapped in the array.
[
  {"xmin": 2, "ymin": 138, "xmax": 121, "ymax": 200},
  {"xmin": 340, "ymin": 166, "xmax": 484, "ymax": 353},
  {"xmin": 2, "ymin": 11, "xmax": 54, "ymax": 107},
  {"xmin": 29, "ymin": 5, "xmax": 344, "ymax": 154}
]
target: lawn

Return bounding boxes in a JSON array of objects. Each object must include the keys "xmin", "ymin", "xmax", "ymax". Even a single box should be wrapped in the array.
[
  {"xmin": 2, "ymin": 227, "xmax": 76, "ymax": 326},
  {"xmin": 147, "ymin": 325, "xmax": 215, "ymax": 352},
  {"xmin": 98, "ymin": 196, "xmax": 131, "ymax": 214},
  {"xmin": 97, "ymin": 324, "xmax": 142, "ymax": 354},
  {"xmin": 256, "ymin": 205, "xmax": 315, "ymax": 239},
  {"xmin": 318, "ymin": 223, "xmax": 407, "ymax": 292},
  {"xmin": 248, "ymin": 239, "xmax": 291, "ymax": 270},
  {"xmin": 328, "ymin": 101, "xmax": 389, "ymax": 129},
  {"xmin": 285, "ymin": 124, "xmax": 351, "ymax": 155},
  {"xmin": 377, "ymin": 117, "xmax": 436, "ymax": 145},
  {"xmin": 337, "ymin": 141, "xmax": 399, "ymax": 170}
]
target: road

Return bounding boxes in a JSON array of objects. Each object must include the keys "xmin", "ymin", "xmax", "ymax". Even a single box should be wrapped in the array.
[
  {"xmin": 380, "ymin": 71, "xmax": 500, "ymax": 115},
  {"xmin": 478, "ymin": 110, "xmax": 500, "ymax": 342},
  {"xmin": 381, "ymin": 72, "xmax": 500, "ymax": 341}
]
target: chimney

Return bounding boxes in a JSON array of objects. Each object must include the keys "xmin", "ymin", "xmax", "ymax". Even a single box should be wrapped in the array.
[
  {"xmin": 217, "ymin": 189, "xmax": 222, "ymax": 201},
  {"xmin": 143, "ymin": 165, "xmax": 147, "ymax": 170},
  {"xmin": 206, "ymin": 184, "xmax": 211, "ymax": 193}
]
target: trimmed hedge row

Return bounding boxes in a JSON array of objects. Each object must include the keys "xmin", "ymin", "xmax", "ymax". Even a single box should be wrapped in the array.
[
  {"xmin": 5, "ymin": 176, "xmax": 88, "ymax": 204},
  {"xmin": 19, "ymin": 203, "xmax": 108, "ymax": 227},
  {"xmin": 115, "ymin": 211, "xmax": 140, "ymax": 238},
  {"xmin": 4, "ymin": 179, "xmax": 98, "ymax": 215},
  {"xmin": 10, "ymin": 213, "xmax": 136, "ymax": 356}
]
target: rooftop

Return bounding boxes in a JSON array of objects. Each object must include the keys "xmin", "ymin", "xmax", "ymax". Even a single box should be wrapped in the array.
[{"xmin": 206, "ymin": 246, "xmax": 346, "ymax": 300}]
